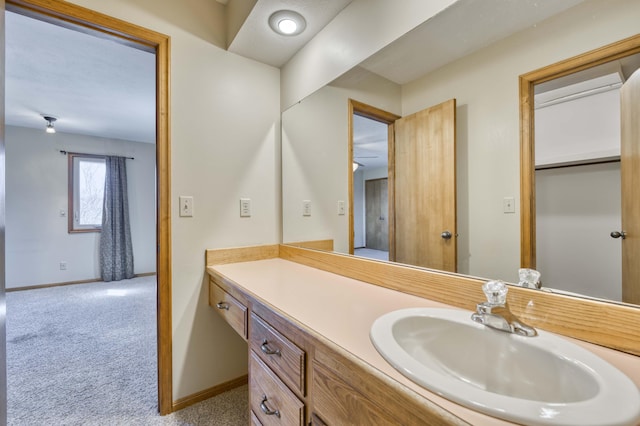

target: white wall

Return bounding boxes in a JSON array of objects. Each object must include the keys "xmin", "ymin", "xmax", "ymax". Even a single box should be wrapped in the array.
[
  {"xmin": 401, "ymin": 0, "xmax": 640, "ymax": 282},
  {"xmin": 67, "ymin": 0, "xmax": 281, "ymax": 401},
  {"xmin": 282, "ymin": 73, "xmax": 400, "ymax": 253},
  {"xmin": 5, "ymin": 126, "xmax": 156, "ymax": 288}
]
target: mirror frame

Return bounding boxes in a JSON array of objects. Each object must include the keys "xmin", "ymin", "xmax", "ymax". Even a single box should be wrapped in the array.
[{"xmin": 520, "ymin": 33, "xmax": 640, "ymax": 270}]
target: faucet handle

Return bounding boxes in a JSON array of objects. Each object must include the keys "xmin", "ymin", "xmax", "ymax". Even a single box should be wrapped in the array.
[
  {"xmin": 482, "ymin": 280, "xmax": 508, "ymax": 305},
  {"xmin": 518, "ymin": 268, "xmax": 541, "ymax": 289}
]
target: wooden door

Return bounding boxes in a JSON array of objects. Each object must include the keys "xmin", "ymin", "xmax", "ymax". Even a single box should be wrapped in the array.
[
  {"xmin": 394, "ymin": 99, "xmax": 456, "ymax": 271},
  {"xmin": 621, "ymin": 70, "xmax": 640, "ymax": 304},
  {"xmin": 365, "ymin": 178, "xmax": 388, "ymax": 251}
]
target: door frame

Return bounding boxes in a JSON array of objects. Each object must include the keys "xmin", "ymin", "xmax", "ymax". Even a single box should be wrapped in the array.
[
  {"xmin": 348, "ymin": 100, "xmax": 400, "ymax": 258},
  {"xmin": 519, "ymin": 33, "xmax": 640, "ymax": 270},
  {"xmin": 5, "ymin": 0, "xmax": 173, "ymax": 415}
]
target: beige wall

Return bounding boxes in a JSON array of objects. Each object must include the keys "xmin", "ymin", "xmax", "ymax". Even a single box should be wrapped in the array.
[
  {"xmin": 282, "ymin": 70, "xmax": 400, "ymax": 252},
  {"xmin": 401, "ymin": 0, "xmax": 640, "ymax": 281},
  {"xmin": 67, "ymin": 0, "xmax": 281, "ymax": 401}
]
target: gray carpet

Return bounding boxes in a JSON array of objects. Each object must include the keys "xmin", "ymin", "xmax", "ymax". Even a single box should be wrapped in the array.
[{"xmin": 6, "ymin": 276, "xmax": 248, "ymax": 425}]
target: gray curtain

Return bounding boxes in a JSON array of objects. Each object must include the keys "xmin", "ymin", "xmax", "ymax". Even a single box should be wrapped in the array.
[{"xmin": 100, "ymin": 156, "xmax": 134, "ymax": 282}]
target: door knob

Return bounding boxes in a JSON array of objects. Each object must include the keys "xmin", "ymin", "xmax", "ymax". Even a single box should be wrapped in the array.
[
  {"xmin": 441, "ymin": 231, "xmax": 452, "ymax": 240},
  {"xmin": 610, "ymin": 231, "xmax": 626, "ymax": 239}
]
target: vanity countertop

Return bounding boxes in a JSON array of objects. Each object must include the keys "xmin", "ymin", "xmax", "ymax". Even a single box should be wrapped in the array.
[{"xmin": 207, "ymin": 258, "xmax": 640, "ymax": 425}]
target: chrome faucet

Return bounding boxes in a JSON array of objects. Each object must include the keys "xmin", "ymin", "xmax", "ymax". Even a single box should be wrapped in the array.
[{"xmin": 471, "ymin": 280, "xmax": 537, "ymax": 337}]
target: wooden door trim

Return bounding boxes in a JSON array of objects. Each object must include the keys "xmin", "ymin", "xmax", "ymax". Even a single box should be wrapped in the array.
[
  {"xmin": 6, "ymin": 0, "xmax": 173, "ymax": 415},
  {"xmin": 348, "ymin": 99, "xmax": 400, "ymax": 257},
  {"xmin": 620, "ymin": 69, "xmax": 640, "ymax": 304},
  {"xmin": 520, "ymin": 33, "xmax": 640, "ymax": 269}
]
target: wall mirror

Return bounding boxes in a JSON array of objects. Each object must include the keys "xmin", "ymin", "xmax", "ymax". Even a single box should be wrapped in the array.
[{"xmin": 281, "ymin": 0, "xmax": 640, "ymax": 308}]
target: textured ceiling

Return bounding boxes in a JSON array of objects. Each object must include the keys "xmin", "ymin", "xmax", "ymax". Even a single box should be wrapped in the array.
[
  {"xmin": 5, "ymin": 11, "xmax": 156, "ymax": 143},
  {"xmin": 359, "ymin": 0, "xmax": 584, "ymax": 85},
  {"xmin": 228, "ymin": 0, "xmax": 352, "ymax": 68}
]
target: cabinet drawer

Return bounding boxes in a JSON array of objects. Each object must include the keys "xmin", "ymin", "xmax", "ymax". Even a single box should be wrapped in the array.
[
  {"xmin": 209, "ymin": 281, "xmax": 247, "ymax": 339},
  {"xmin": 250, "ymin": 313, "xmax": 305, "ymax": 395},
  {"xmin": 251, "ymin": 411, "xmax": 263, "ymax": 425},
  {"xmin": 250, "ymin": 352, "xmax": 304, "ymax": 426}
]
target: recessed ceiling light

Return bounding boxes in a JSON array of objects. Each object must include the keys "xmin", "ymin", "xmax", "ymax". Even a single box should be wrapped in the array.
[{"xmin": 269, "ymin": 10, "xmax": 306, "ymax": 36}]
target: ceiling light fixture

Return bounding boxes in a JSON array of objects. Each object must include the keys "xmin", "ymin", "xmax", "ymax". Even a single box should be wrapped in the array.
[
  {"xmin": 269, "ymin": 10, "xmax": 306, "ymax": 36},
  {"xmin": 43, "ymin": 115, "xmax": 57, "ymax": 134}
]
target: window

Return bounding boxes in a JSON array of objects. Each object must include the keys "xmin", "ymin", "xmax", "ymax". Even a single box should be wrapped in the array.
[{"xmin": 69, "ymin": 154, "xmax": 106, "ymax": 233}]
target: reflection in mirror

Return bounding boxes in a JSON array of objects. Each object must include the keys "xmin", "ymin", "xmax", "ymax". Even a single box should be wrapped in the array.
[
  {"xmin": 523, "ymin": 48, "xmax": 640, "ymax": 304},
  {"xmin": 282, "ymin": 0, "xmax": 640, "ymax": 306},
  {"xmin": 352, "ymin": 114, "xmax": 390, "ymax": 261}
]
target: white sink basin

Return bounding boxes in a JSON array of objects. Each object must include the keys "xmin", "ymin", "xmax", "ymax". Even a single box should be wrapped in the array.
[{"xmin": 370, "ymin": 308, "xmax": 640, "ymax": 426}]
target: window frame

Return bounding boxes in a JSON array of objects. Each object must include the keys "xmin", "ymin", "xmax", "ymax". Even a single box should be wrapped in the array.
[{"xmin": 68, "ymin": 153, "xmax": 106, "ymax": 233}]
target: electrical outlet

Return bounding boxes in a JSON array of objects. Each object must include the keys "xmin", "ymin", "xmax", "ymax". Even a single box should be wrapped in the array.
[
  {"xmin": 503, "ymin": 197, "xmax": 515, "ymax": 213},
  {"xmin": 337, "ymin": 200, "xmax": 345, "ymax": 215},
  {"xmin": 179, "ymin": 196, "xmax": 194, "ymax": 217},
  {"xmin": 59, "ymin": 261, "xmax": 67, "ymax": 270},
  {"xmin": 303, "ymin": 200, "xmax": 311, "ymax": 216},
  {"xmin": 240, "ymin": 198, "xmax": 251, "ymax": 217}
]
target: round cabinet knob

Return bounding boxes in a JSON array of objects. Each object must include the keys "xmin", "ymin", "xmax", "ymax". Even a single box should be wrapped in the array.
[
  {"xmin": 610, "ymin": 231, "xmax": 627, "ymax": 239},
  {"xmin": 441, "ymin": 231, "xmax": 452, "ymax": 240}
]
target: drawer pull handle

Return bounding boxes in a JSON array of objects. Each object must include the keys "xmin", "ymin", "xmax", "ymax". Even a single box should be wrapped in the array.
[
  {"xmin": 260, "ymin": 339, "xmax": 281, "ymax": 356},
  {"xmin": 260, "ymin": 395, "xmax": 280, "ymax": 418},
  {"xmin": 216, "ymin": 302, "xmax": 229, "ymax": 310}
]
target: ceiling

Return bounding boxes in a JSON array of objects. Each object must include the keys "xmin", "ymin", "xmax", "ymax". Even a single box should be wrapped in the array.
[
  {"xmin": 358, "ymin": 0, "xmax": 583, "ymax": 85},
  {"xmin": 5, "ymin": 0, "xmax": 586, "ymax": 145},
  {"xmin": 353, "ymin": 115, "xmax": 388, "ymax": 170},
  {"xmin": 5, "ymin": 11, "xmax": 156, "ymax": 143},
  {"xmin": 227, "ymin": 0, "xmax": 353, "ymax": 68}
]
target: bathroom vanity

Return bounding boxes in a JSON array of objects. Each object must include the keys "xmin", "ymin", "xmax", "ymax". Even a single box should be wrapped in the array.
[{"xmin": 206, "ymin": 244, "xmax": 640, "ymax": 425}]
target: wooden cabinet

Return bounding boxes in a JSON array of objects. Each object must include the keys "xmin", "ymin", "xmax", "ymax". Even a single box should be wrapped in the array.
[
  {"xmin": 249, "ymin": 312, "xmax": 306, "ymax": 425},
  {"xmin": 250, "ymin": 312, "xmax": 305, "ymax": 396},
  {"xmin": 209, "ymin": 281, "xmax": 247, "ymax": 339},
  {"xmin": 250, "ymin": 410, "xmax": 263, "ymax": 425},
  {"xmin": 249, "ymin": 352, "xmax": 305, "ymax": 425},
  {"xmin": 208, "ymin": 274, "xmax": 465, "ymax": 426}
]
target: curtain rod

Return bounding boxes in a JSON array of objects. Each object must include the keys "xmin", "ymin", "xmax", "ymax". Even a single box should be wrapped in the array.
[{"xmin": 59, "ymin": 150, "xmax": 134, "ymax": 160}]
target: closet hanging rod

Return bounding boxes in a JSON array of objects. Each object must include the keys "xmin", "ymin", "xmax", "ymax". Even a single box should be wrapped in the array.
[
  {"xmin": 59, "ymin": 150, "xmax": 134, "ymax": 160},
  {"xmin": 535, "ymin": 157, "xmax": 619, "ymax": 171}
]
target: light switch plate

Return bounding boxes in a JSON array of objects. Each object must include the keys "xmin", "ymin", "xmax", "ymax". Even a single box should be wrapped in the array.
[
  {"xmin": 179, "ymin": 196, "xmax": 194, "ymax": 217},
  {"xmin": 503, "ymin": 197, "xmax": 515, "ymax": 214},
  {"xmin": 240, "ymin": 198, "xmax": 251, "ymax": 217},
  {"xmin": 337, "ymin": 200, "xmax": 345, "ymax": 215},
  {"xmin": 303, "ymin": 200, "xmax": 311, "ymax": 216}
]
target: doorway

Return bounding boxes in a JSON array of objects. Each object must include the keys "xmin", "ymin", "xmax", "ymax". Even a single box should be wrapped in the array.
[
  {"xmin": 348, "ymin": 98, "xmax": 458, "ymax": 271},
  {"xmin": 3, "ymin": 0, "xmax": 171, "ymax": 416},
  {"xmin": 520, "ymin": 34, "xmax": 640, "ymax": 304},
  {"xmin": 352, "ymin": 112, "xmax": 391, "ymax": 261},
  {"xmin": 348, "ymin": 100, "xmax": 399, "ymax": 261}
]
